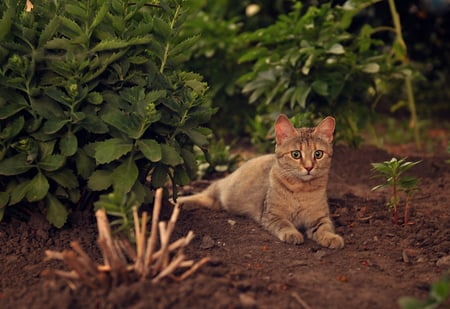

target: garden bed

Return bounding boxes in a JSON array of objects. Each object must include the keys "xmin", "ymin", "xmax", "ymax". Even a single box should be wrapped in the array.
[{"xmin": 1, "ymin": 145, "xmax": 449, "ymax": 308}]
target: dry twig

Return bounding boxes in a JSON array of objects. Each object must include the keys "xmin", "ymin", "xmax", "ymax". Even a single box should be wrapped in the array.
[{"xmin": 43, "ymin": 188, "xmax": 209, "ymax": 288}]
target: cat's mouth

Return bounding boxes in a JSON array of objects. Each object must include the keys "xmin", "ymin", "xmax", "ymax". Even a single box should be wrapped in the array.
[{"xmin": 300, "ymin": 173, "xmax": 314, "ymax": 181}]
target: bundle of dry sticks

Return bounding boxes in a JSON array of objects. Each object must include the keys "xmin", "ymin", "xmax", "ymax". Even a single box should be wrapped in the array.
[{"xmin": 43, "ymin": 188, "xmax": 210, "ymax": 289}]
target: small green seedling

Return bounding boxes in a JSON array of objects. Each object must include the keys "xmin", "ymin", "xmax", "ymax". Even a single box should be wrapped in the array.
[
  {"xmin": 371, "ymin": 157, "xmax": 421, "ymax": 225},
  {"xmin": 398, "ymin": 273, "xmax": 449, "ymax": 309}
]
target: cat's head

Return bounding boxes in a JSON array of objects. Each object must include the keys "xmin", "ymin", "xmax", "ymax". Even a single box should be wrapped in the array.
[{"xmin": 274, "ymin": 114, "xmax": 335, "ymax": 182}]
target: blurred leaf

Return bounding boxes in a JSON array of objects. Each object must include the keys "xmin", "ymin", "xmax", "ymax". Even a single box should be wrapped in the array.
[
  {"xmin": 112, "ymin": 156, "xmax": 138, "ymax": 193},
  {"xmin": 46, "ymin": 194, "xmax": 68, "ymax": 228},
  {"xmin": 26, "ymin": 172, "xmax": 49, "ymax": 202},
  {"xmin": 0, "ymin": 153, "xmax": 32, "ymax": 175},
  {"xmin": 160, "ymin": 144, "xmax": 184, "ymax": 166},
  {"xmin": 60, "ymin": 131, "xmax": 78, "ymax": 156},
  {"xmin": 38, "ymin": 155, "xmax": 66, "ymax": 172},
  {"xmin": 88, "ymin": 169, "xmax": 113, "ymax": 191},
  {"xmin": 9, "ymin": 180, "xmax": 31, "ymax": 205},
  {"xmin": 47, "ymin": 169, "xmax": 79, "ymax": 189},
  {"xmin": 0, "ymin": 192, "xmax": 10, "ymax": 208}
]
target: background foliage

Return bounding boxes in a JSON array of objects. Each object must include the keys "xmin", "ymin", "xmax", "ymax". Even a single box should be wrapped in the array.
[
  {"xmin": 184, "ymin": 0, "xmax": 450, "ymax": 148},
  {"xmin": 0, "ymin": 0, "xmax": 449, "ymax": 226},
  {"xmin": 0, "ymin": 0, "xmax": 214, "ymax": 226}
]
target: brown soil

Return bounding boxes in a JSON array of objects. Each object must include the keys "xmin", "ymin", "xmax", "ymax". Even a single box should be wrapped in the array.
[{"xmin": 1, "ymin": 145, "xmax": 449, "ymax": 309}]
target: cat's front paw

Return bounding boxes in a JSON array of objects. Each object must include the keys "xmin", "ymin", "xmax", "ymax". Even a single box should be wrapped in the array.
[
  {"xmin": 278, "ymin": 228, "xmax": 304, "ymax": 245},
  {"xmin": 317, "ymin": 232, "xmax": 344, "ymax": 249}
]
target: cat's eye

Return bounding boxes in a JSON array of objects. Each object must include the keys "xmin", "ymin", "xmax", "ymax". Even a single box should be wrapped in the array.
[
  {"xmin": 291, "ymin": 150, "xmax": 302, "ymax": 159},
  {"xmin": 314, "ymin": 150, "xmax": 324, "ymax": 159}
]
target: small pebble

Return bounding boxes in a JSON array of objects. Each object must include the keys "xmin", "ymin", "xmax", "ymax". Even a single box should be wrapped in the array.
[
  {"xmin": 200, "ymin": 235, "xmax": 215, "ymax": 249},
  {"xmin": 436, "ymin": 255, "xmax": 450, "ymax": 267},
  {"xmin": 239, "ymin": 293, "xmax": 257, "ymax": 307}
]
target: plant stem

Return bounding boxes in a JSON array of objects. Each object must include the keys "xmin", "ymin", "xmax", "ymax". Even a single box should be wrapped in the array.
[
  {"xmin": 393, "ymin": 182, "xmax": 398, "ymax": 225},
  {"xmin": 159, "ymin": 4, "xmax": 181, "ymax": 73},
  {"xmin": 404, "ymin": 196, "xmax": 410, "ymax": 225},
  {"xmin": 387, "ymin": 0, "xmax": 421, "ymax": 149}
]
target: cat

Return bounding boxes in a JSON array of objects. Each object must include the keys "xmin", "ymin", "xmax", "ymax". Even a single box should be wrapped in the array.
[{"xmin": 177, "ymin": 114, "xmax": 344, "ymax": 249}]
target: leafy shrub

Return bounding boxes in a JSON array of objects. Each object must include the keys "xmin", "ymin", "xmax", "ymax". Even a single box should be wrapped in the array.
[
  {"xmin": 0, "ymin": 0, "xmax": 214, "ymax": 226},
  {"xmin": 238, "ymin": 1, "xmax": 414, "ymax": 147}
]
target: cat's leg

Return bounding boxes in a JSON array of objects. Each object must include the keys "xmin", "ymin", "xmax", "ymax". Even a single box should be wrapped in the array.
[
  {"xmin": 261, "ymin": 211, "xmax": 304, "ymax": 245},
  {"xmin": 176, "ymin": 193, "xmax": 221, "ymax": 210},
  {"xmin": 306, "ymin": 216, "xmax": 344, "ymax": 249}
]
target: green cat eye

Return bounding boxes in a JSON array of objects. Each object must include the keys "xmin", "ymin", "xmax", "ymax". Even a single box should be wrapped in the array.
[
  {"xmin": 314, "ymin": 150, "xmax": 324, "ymax": 159},
  {"xmin": 291, "ymin": 150, "xmax": 302, "ymax": 159}
]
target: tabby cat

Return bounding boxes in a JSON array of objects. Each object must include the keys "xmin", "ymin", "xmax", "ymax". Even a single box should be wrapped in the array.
[{"xmin": 177, "ymin": 114, "xmax": 344, "ymax": 249}]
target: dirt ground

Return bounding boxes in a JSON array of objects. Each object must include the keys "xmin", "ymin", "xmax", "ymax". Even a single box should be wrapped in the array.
[{"xmin": 0, "ymin": 144, "xmax": 449, "ymax": 309}]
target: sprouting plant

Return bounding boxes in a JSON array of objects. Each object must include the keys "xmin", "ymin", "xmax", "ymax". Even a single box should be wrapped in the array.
[
  {"xmin": 371, "ymin": 157, "xmax": 421, "ymax": 225},
  {"xmin": 398, "ymin": 273, "xmax": 449, "ymax": 309},
  {"xmin": 94, "ymin": 190, "xmax": 141, "ymax": 240},
  {"xmin": 195, "ymin": 138, "xmax": 240, "ymax": 179}
]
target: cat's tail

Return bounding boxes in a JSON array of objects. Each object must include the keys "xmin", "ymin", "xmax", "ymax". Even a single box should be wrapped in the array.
[{"xmin": 175, "ymin": 182, "xmax": 222, "ymax": 210}]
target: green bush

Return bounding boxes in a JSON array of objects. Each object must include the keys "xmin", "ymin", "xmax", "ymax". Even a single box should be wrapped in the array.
[
  {"xmin": 0, "ymin": 0, "xmax": 214, "ymax": 226},
  {"xmin": 238, "ymin": 1, "xmax": 413, "ymax": 147}
]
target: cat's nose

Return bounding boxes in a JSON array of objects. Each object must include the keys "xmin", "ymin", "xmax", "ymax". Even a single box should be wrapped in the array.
[{"xmin": 305, "ymin": 166, "xmax": 313, "ymax": 172}]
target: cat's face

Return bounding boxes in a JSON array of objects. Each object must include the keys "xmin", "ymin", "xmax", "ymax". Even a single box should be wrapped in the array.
[{"xmin": 274, "ymin": 115, "xmax": 334, "ymax": 181}]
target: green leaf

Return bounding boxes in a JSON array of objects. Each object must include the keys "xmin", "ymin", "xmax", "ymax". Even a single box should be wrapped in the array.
[
  {"xmin": 0, "ymin": 102, "xmax": 27, "ymax": 119},
  {"xmin": 38, "ymin": 16, "xmax": 61, "ymax": 48},
  {"xmin": 94, "ymin": 138, "xmax": 133, "ymax": 164},
  {"xmin": 59, "ymin": 15, "xmax": 84, "ymax": 37},
  {"xmin": 397, "ymin": 297, "xmax": 427, "ymax": 309},
  {"xmin": 46, "ymin": 194, "xmax": 68, "ymax": 228},
  {"xmin": 75, "ymin": 149, "xmax": 95, "ymax": 179},
  {"xmin": 0, "ymin": 192, "xmax": 10, "ymax": 208},
  {"xmin": 60, "ymin": 131, "xmax": 78, "ymax": 156},
  {"xmin": 430, "ymin": 276, "xmax": 449, "ymax": 303},
  {"xmin": 101, "ymin": 110, "xmax": 141, "ymax": 137},
  {"xmin": 30, "ymin": 96, "xmax": 65, "ymax": 118},
  {"xmin": 88, "ymin": 169, "xmax": 113, "ymax": 191},
  {"xmin": 0, "ymin": 116, "xmax": 24, "ymax": 139},
  {"xmin": 151, "ymin": 165, "xmax": 169, "ymax": 187},
  {"xmin": 160, "ymin": 144, "xmax": 184, "ymax": 166},
  {"xmin": 26, "ymin": 172, "xmax": 49, "ymax": 202},
  {"xmin": 153, "ymin": 17, "xmax": 171, "ymax": 40},
  {"xmin": 112, "ymin": 156, "xmax": 138, "ymax": 193},
  {"xmin": 80, "ymin": 114, "xmax": 109, "ymax": 134},
  {"xmin": 174, "ymin": 166, "xmax": 190, "ymax": 186},
  {"xmin": 38, "ymin": 155, "xmax": 66, "ymax": 171},
  {"xmin": 42, "ymin": 118, "xmax": 70, "ymax": 134},
  {"xmin": 0, "ymin": 5, "xmax": 14, "ymax": 41},
  {"xmin": 67, "ymin": 188, "xmax": 81, "ymax": 203},
  {"xmin": 183, "ymin": 129, "xmax": 208, "ymax": 147},
  {"xmin": 90, "ymin": 36, "xmax": 152, "ymax": 52},
  {"xmin": 9, "ymin": 180, "xmax": 31, "ymax": 205},
  {"xmin": 47, "ymin": 169, "xmax": 79, "ymax": 189},
  {"xmin": 0, "ymin": 153, "xmax": 33, "ymax": 175},
  {"xmin": 312, "ymin": 80, "xmax": 329, "ymax": 96},
  {"xmin": 91, "ymin": 1, "xmax": 109, "ymax": 30},
  {"xmin": 137, "ymin": 139, "xmax": 162, "ymax": 162}
]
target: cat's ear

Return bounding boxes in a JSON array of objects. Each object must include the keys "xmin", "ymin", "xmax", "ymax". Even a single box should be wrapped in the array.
[
  {"xmin": 313, "ymin": 116, "xmax": 335, "ymax": 143},
  {"xmin": 275, "ymin": 114, "xmax": 298, "ymax": 145}
]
